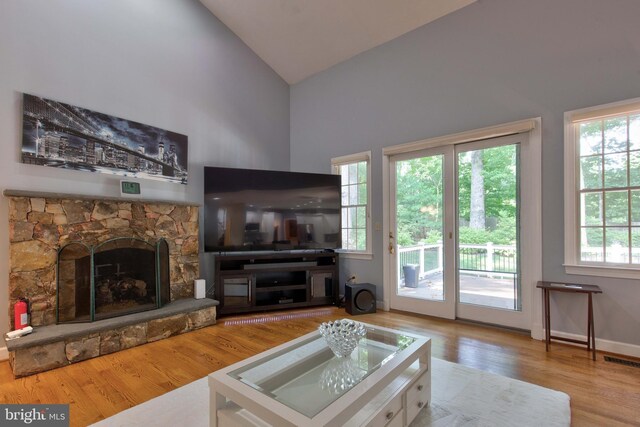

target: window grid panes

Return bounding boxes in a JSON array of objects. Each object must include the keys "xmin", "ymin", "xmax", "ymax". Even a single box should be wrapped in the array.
[
  {"xmin": 338, "ymin": 160, "xmax": 368, "ymax": 251},
  {"xmin": 579, "ymin": 113, "xmax": 640, "ymax": 264}
]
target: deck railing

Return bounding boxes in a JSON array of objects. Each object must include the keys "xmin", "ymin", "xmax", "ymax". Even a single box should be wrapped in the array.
[
  {"xmin": 398, "ymin": 242, "xmax": 517, "ymax": 279},
  {"xmin": 580, "ymin": 244, "xmax": 640, "ymax": 264}
]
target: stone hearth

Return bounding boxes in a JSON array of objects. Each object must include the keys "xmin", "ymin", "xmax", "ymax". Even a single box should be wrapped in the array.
[
  {"xmin": 4, "ymin": 189, "xmax": 216, "ymax": 377},
  {"xmin": 6, "ymin": 298, "xmax": 217, "ymax": 377}
]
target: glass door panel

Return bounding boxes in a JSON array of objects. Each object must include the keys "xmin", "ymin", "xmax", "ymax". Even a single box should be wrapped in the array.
[
  {"xmin": 455, "ymin": 134, "xmax": 531, "ymax": 330},
  {"xmin": 396, "ymin": 154, "xmax": 444, "ymax": 300},
  {"xmin": 389, "ymin": 146, "xmax": 455, "ymax": 318},
  {"xmin": 456, "ymin": 143, "xmax": 520, "ymax": 311}
]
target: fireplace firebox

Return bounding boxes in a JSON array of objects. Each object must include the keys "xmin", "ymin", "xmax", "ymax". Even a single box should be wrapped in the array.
[{"xmin": 57, "ymin": 237, "xmax": 170, "ymax": 323}]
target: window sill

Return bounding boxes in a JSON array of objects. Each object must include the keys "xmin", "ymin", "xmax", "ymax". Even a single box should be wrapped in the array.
[
  {"xmin": 336, "ymin": 251, "xmax": 373, "ymax": 260},
  {"xmin": 564, "ymin": 263, "xmax": 640, "ymax": 279}
]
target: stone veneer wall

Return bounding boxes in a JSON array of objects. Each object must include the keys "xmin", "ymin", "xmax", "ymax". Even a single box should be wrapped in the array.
[{"xmin": 7, "ymin": 192, "xmax": 199, "ymax": 329}]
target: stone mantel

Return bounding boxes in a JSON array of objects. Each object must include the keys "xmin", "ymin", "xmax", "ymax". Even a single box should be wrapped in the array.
[{"xmin": 3, "ymin": 189, "xmax": 201, "ymax": 207}]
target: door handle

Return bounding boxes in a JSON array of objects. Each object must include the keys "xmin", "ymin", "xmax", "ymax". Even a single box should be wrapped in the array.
[{"xmin": 388, "ymin": 232, "xmax": 395, "ymax": 254}]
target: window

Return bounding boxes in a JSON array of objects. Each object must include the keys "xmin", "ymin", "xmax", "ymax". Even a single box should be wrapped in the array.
[
  {"xmin": 332, "ymin": 151, "xmax": 372, "ymax": 257},
  {"xmin": 564, "ymin": 97, "xmax": 640, "ymax": 278}
]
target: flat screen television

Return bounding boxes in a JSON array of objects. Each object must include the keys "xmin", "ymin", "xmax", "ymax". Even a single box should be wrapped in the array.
[{"xmin": 204, "ymin": 166, "xmax": 341, "ymax": 253}]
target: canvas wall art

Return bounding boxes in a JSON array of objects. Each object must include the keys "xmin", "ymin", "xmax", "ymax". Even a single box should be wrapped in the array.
[{"xmin": 21, "ymin": 93, "xmax": 188, "ymax": 184}]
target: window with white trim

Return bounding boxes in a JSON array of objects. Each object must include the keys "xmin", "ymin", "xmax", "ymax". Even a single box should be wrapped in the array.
[
  {"xmin": 332, "ymin": 151, "xmax": 371, "ymax": 256},
  {"xmin": 565, "ymin": 97, "xmax": 640, "ymax": 277}
]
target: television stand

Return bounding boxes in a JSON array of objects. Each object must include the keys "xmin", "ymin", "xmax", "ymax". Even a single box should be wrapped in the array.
[{"xmin": 213, "ymin": 251, "xmax": 338, "ymax": 315}]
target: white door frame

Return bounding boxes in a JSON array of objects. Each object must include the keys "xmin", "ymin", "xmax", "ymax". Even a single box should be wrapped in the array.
[
  {"xmin": 388, "ymin": 145, "xmax": 456, "ymax": 319},
  {"xmin": 382, "ymin": 118, "xmax": 543, "ymax": 338},
  {"xmin": 455, "ymin": 133, "xmax": 527, "ymax": 329}
]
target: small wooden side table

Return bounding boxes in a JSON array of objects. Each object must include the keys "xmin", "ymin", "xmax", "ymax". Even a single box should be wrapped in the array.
[{"xmin": 537, "ymin": 281, "xmax": 602, "ymax": 361}]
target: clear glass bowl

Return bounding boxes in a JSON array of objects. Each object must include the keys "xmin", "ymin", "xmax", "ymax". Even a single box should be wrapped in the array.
[{"xmin": 319, "ymin": 319, "xmax": 367, "ymax": 358}]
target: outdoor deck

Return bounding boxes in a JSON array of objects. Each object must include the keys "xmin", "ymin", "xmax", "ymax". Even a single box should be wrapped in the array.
[{"xmin": 397, "ymin": 271, "xmax": 519, "ymax": 310}]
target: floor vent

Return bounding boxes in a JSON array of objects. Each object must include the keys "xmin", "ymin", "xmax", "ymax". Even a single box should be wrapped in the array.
[{"xmin": 604, "ymin": 356, "xmax": 640, "ymax": 368}]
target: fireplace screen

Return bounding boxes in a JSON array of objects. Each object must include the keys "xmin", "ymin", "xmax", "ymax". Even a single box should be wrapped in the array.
[{"xmin": 57, "ymin": 237, "xmax": 170, "ymax": 323}]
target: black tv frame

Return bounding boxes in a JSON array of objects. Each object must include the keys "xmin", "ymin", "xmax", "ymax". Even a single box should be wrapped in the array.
[{"xmin": 203, "ymin": 166, "xmax": 341, "ymax": 254}]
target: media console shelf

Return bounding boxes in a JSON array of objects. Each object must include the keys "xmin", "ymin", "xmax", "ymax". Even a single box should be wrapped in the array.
[{"xmin": 214, "ymin": 252, "xmax": 338, "ymax": 315}]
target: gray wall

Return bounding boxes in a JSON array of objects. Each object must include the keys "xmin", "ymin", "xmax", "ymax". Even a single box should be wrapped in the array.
[
  {"xmin": 0, "ymin": 0, "xmax": 289, "ymax": 338},
  {"xmin": 291, "ymin": 0, "xmax": 640, "ymax": 347}
]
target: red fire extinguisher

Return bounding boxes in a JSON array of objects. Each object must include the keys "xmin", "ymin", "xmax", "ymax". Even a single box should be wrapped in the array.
[{"xmin": 14, "ymin": 298, "xmax": 29, "ymax": 330}]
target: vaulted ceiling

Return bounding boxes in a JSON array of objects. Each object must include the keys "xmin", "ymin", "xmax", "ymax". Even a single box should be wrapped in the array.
[{"xmin": 199, "ymin": 0, "xmax": 476, "ymax": 84}]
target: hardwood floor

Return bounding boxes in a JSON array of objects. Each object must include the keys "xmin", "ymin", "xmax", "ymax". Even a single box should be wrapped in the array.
[{"xmin": 1, "ymin": 307, "xmax": 639, "ymax": 426}]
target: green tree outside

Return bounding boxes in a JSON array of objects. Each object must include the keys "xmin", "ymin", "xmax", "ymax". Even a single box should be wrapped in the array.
[{"xmin": 396, "ymin": 145, "xmax": 518, "ymax": 248}]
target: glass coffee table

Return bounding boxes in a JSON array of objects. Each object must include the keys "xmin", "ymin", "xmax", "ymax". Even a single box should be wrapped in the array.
[{"xmin": 208, "ymin": 322, "xmax": 431, "ymax": 426}]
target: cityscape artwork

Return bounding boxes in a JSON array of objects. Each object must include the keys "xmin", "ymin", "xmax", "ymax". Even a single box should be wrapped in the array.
[{"xmin": 21, "ymin": 93, "xmax": 188, "ymax": 184}]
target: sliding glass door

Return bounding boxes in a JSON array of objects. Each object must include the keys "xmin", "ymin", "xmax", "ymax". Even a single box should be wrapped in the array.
[
  {"xmin": 455, "ymin": 138, "xmax": 523, "ymax": 326},
  {"xmin": 389, "ymin": 134, "xmax": 531, "ymax": 329}
]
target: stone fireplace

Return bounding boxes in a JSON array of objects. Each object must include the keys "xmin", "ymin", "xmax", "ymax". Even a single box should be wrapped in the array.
[
  {"xmin": 57, "ymin": 237, "xmax": 171, "ymax": 323},
  {"xmin": 7, "ymin": 191, "xmax": 199, "ymax": 328},
  {"xmin": 4, "ymin": 190, "xmax": 217, "ymax": 377}
]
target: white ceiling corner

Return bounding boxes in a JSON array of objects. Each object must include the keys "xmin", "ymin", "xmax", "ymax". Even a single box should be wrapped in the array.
[{"xmin": 199, "ymin": 0, "xmax": 476, "ymax": 84}]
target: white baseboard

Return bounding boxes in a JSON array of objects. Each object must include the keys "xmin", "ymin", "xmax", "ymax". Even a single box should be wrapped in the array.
[
  {"xmin": 546, "ymin": 329, "xmax": 640, "ymax": 359},
  {"xmin": 0, "ymin": 346, "xmax": 8, "ymax": 361},
  {"xmin": 530, "ymin": 322, "xmax": 544, "ymax": 340}
]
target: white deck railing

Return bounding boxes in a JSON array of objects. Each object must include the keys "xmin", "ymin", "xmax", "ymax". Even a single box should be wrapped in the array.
[
  {"xmin": 580, "ymin": 244, "xmax": 640, "ymax": 264},
  {"xmin": 397, "ymin": 242, "xmax": 517, "ymax": 279}
]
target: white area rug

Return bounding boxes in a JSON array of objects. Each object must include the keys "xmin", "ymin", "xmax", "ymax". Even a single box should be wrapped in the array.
[
  {"xmin": 412, "ymin": 359, "xmax": 570, "ymax": 426},
  {"xmin": 91, "ymin": 358, "xmax": 570, "ymax": 427}
]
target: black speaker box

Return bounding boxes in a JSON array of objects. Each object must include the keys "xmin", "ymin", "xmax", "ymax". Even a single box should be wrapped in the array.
[{"xmin": 345, "ymin": 283, "xmax": 376, "ymax": 315}]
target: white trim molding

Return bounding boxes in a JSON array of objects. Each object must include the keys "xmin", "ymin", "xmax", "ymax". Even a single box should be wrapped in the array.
[
  {"xmin": 546, "ymin": 329, "xmax": 640, "ymax": 359},
  {"xmin": 383, "ymin": 118, "xmax": 536, "ymax": 156},
  {"xmin": 0, "ymin": 346, "xmax": 8, "ymax": 362},
  {"xmin": 524, "ymin": 119, "xmax": 544, "ymax": 339},
  {"xmin": 382, "ymin": 118, "xmax": 543, "ymax": 337},
  {"xmin": 531, "ymin": 322, "xmax": 545, "ymax": 341},
  {"xmin": 564, "ymin": 97, "xmax": 640, "ymax": 279},
  {"xmin": 564, "ymin": 263, "xmax": 640, "ymax": 279},
  {"xmin": 332, "ymin": 150, "xmax": 373, "ymax": 256},
  {"xmin": 331, "ymin": 150, "xmax": 371, "ymax": 165}
]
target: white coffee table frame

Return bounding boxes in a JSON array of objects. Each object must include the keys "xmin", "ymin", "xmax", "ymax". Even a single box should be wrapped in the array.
[{"xmin": 208, "ymin": 322, "xmax": 431, "ymax": 427}]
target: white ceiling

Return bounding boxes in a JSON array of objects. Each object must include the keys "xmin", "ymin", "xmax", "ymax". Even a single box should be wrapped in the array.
[{"xmin": 199, "ymin": 0, "xmax": 476, "ymax": 84}]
